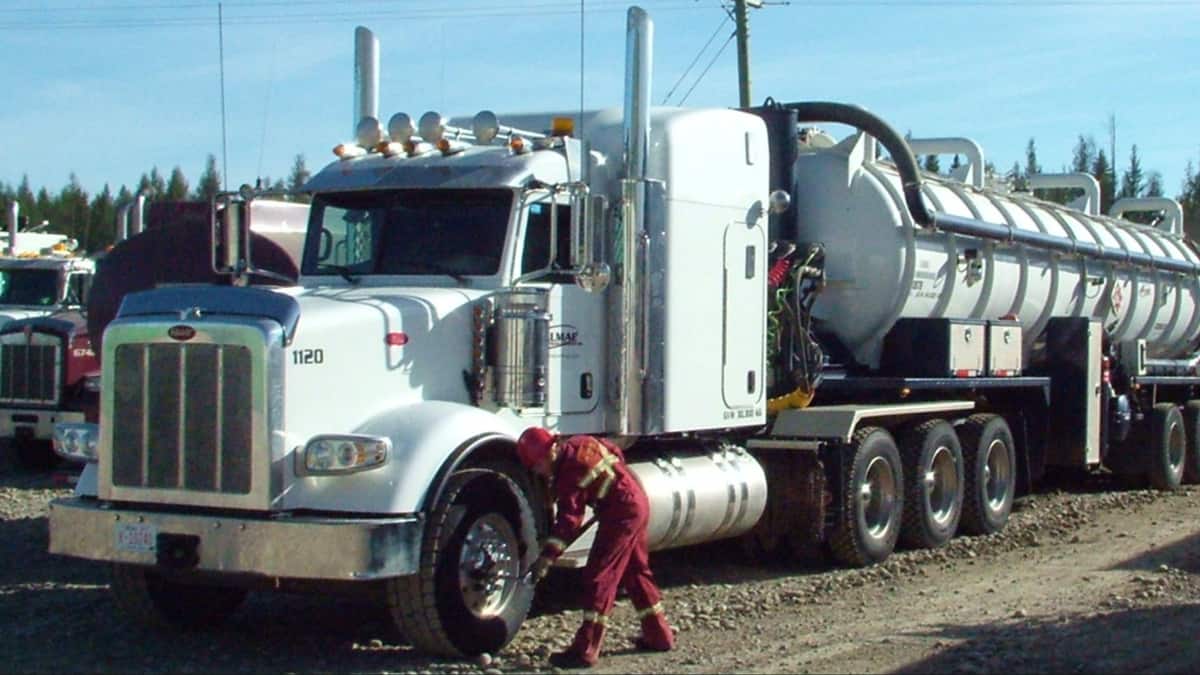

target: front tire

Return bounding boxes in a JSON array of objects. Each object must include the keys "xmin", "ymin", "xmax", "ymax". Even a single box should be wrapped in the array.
[
  {"xmin": 110, "ymin": 564, "xmax": 247, "ymax": 630},
  {"xmin": 829, "ymin": 426, "xmax": 904, "ymax": 567},
  {"xmin": 386, "ymin": 468, "xmax": 536, "ymax": 656},
  {"xmin": 898, "ymin": 419, "xmax": 964, "ymax": 549}
]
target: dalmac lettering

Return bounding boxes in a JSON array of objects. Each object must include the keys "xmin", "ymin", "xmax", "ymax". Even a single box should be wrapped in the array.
[{"xmin": 549, "ymin": 324, "xmax": 581, "ymax": 350}]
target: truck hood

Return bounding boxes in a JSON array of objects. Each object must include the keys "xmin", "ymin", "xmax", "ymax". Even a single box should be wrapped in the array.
[
  {"xmin": 0, "ymin": 308, "xmax": 53, "ymax": 331},
  {"xmin": 282, "ymin": 286, "xmax": 487, "ymax": 434}
]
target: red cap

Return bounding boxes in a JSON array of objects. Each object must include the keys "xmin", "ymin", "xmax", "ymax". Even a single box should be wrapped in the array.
[{"xmin": 516, "ymin": 427, "xmax": 556, "ymax": 469}]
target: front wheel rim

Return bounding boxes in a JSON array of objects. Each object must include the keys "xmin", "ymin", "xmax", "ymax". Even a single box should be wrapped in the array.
[{"xmin": 457, "ymin": 513, "xmax": 520, "ymax": 618}]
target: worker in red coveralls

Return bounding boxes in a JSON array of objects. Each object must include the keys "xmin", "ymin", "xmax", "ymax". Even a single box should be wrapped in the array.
[{"xmin": 517, "ymin": 426, "xmax": 675, "ymax": 669}]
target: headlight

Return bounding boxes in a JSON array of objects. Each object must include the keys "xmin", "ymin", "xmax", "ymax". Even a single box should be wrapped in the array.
[
  {"xmin": 297, "ymin": 434, "xmax": 390, "ymax": 476},
  {"xmin": 53, "ymin": 423, "xmax": 99, "ymax": 463}
]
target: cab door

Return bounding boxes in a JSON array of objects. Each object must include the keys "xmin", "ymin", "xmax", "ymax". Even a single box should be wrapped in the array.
[{"xmin": 518, "ymin": 199, "xmax": 604, "ymax": 416}]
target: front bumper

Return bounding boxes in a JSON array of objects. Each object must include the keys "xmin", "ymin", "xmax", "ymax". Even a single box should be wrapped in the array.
[
  {"xmin": 0, "ymin": 408, "xmax": 85, "ymax": 441},
  {"xmin": 48, "ymin": 498, "xmax": 423, "ymax": 580}
]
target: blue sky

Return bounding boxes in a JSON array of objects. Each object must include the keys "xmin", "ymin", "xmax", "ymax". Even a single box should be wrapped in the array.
[{"xmin": 2, "ymin": 0, "xmax": 1198, "ymax": 200}]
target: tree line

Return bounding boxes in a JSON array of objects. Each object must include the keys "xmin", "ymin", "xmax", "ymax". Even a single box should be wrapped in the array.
[
  {"xmin": 0, "ymin": 153, "xmax": 311, "ymax": 254},
  {"xmin": 3, "ymin": 139, "xmax": 1200, "ymax": 255},
  {"xmin": 921, "ymin": 136, "xmax": 1200, "ymax": 239}
]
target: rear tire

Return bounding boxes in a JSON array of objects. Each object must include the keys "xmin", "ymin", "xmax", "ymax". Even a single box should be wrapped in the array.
[
  {"xmin": 898, "ymin": 419, "xmax": 964, "ymax": 549},
  {"xmin": 1183, "ymin": 401, "xmax": 1200, "ymax": 485},
  {"xmin": 1145, "ymin": 403, "xmax": 1185, "ymax": 491},
  {"xmin": 386, "ymin": 468, "xmax": 536, "ymax": 656},
  {"xmin": 958, "ymin": 414, "xmax": 1016, "ymax": 536},
  {"xmin": 829, "ymin": 426, "xmax": 904, "ymax": 567},
  {"xmin": 110, "ymin": 563, "xmax": 246, "ymax": 630}
]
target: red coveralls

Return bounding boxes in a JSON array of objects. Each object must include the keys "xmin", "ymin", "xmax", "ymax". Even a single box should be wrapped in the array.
[{"xmin": 541, "ymin": 435, "xmax": 674, "ymax": 664}]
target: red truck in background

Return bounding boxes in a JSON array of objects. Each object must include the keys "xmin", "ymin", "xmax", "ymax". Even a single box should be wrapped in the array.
[{"xmin": 2, "ymin": 199, "xmax": 305, "ymax": 470}]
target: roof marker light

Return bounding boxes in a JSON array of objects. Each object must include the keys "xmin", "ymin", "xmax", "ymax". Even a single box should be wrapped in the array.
[
  {"xmin": 333, "ymin": 143, "xmax": 368, "ymax": 159},
  {"xmin": 510, "ymin": 136, "xmax": 528, "ymax": 154},
  {"xmin": 551, "ymin": 116, "xmax": 575, "ymax": 137}
]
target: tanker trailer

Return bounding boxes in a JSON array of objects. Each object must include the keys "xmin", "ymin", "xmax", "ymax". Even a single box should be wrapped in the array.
[{"xmin": 735, "ymin": 100, "xmax": 1200, "ymax": 567}]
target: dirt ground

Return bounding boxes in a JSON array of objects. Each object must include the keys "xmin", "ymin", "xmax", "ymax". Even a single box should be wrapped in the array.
[{"xmin": 2, "ymin": 452, "xmax": 1198, "ymax": 674}]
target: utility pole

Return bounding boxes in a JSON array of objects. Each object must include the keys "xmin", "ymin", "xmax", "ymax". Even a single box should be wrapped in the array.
[{"xmin": 734, "ymin": 0, "xmax": 761, "ymax": 108}]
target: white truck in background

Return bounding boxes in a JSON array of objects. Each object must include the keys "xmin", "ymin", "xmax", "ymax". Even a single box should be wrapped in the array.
[
  {"xmin": 47, "ymin": 5, "xmax": 1200, "ymax": 659},
  {"xmin": 0, "ymin": 203, "xmax": 95, "ymax": 468}
]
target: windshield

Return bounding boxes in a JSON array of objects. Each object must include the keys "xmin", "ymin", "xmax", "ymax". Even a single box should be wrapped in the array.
[
  {"xmin": 301, "ymin": 189, "xmax": 512, "ymax": 277},
  {"xmin": 0, "ymin": 268, "xmax": 59, "ymax": 306}
]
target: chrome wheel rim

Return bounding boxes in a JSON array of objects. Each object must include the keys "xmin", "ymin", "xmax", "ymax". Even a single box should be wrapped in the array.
[
  {"xmin": 859, "ymin": 455, "xmax": 898, "ymax": 540},
  {"xmin": 457, "ymin": 513, "xmax": 519, "ymax": 618},
  {"xmin": 983, "ymin": 438, "xmax": 1012, "ymax": 513},
  {"xmin": 1167, "ymin": 420, "xmax": 1186, "ymax": 474},
  {"xmin": 925, "ymin": 444, "xmax": 960, "ymax": 526}
]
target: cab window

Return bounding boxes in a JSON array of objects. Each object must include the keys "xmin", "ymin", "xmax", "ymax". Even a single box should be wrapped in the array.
[{"xmin": 521, "ymin": 202, "xmax": 572, "ymax": 278}]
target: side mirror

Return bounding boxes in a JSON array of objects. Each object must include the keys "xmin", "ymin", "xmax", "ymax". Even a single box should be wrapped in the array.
[
  {"xmin": 318, "ymin": 228, "xmax": 333, "ymax": 260},
  {"xmin": 572, "ymin": 191, "xmax": 610, "ymax": 292}
]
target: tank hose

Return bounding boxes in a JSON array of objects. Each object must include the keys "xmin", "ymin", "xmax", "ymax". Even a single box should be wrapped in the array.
[
  {"xmin": 767, "ymin": 384, "xmax": 815, "ymax": 415},
  {"xmin": 766, "ymin": 99, "xmax": 934, "ymax": 228}
]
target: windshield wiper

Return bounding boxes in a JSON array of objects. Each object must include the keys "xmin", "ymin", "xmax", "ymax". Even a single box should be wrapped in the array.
[
  {"xmin": 314, "ymin": 264, "xmax": 361, "ymax": 285},
  {"xmin": 401, "ymin": 261, "xmax": 468, "ymax": 284}
]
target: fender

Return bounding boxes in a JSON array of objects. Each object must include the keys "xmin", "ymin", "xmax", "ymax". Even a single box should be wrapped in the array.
[{"xmin": 281, "ymin": 400, "xmax": 525, "ymax": 515}]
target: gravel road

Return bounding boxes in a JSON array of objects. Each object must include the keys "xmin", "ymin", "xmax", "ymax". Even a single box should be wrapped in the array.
[{"xmin": 3, "ymin": 452, "xmax": 1198, "ymax": 674}]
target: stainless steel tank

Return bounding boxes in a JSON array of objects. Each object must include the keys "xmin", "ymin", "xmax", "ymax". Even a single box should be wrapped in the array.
[
  {"xmin": 792, "ymin": 133, "xmax": 1200, "ymax": 368},
  {"xmin": 491, "ymin": 288, "xmax": 550, "ymax": 408},
  {"xmin": 628, "ymin": 445, "xmax": 768, "ymax": 551}
]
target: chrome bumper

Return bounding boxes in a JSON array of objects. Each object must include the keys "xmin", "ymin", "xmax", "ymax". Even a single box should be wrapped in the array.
[
  {"xmin": 48, "ymin": 498, "xmax": 422, "ymax": 580},
  {"xmin": 0, "ymin": 408, "xmax": 85, "ymax": 441}
]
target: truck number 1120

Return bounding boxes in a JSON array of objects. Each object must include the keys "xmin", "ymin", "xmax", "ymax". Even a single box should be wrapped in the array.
[{"xmin": 292, "ymin": 348, "xmax": 324, "ymax": 365}]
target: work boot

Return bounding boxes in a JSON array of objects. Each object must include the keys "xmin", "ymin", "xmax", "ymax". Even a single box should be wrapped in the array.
[
  {"xmin": 550, "ymin": 614, "xmax": 606, "ymax": 668},
  {"xmin": 633, "ymin": 603, "xmax": 674, "ymax": 651}
]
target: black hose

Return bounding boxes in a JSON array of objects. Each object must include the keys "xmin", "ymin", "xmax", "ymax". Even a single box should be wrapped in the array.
[
  {"xmin": 768, "ymin": 99, "xmax": 1199, "ymax": 276},
  {"xmin": 776, "ymin": 100, "xmax": 933, "ymax": 227}
]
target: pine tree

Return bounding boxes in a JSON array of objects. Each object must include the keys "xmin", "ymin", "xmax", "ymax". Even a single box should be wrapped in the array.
[
  {"xmin": 1180, "ymin": 161, "xmax": 1200, "ymax": 241},
  {"xmin": 195, "ymin": 154, "xmax": 222, "ymax": 202},
  {"xmin": 1119, "ymin": 145, "xmax": 1144, "ymax": 199},
  {"xmin": 1092, "ymin": 149, "xmax": 1114, "ymax": 214},
  {"xmin": 1145, "ymin": 171, "xmax": 1164, "ymax": 197},
  {"xmin": 288, "ymin": 154, "xmax": 311, "ymax": 195},
  {"xmin": 1072, "ymin": 135, "xmax": 1097, "ymax": 173},
  {"xmin": 166, "ymin": 167, "xmax": 190, "ymax": 201},
  {"xmin": 88, "ymin": 184, "xmax": 116, "ymax": 251},
  {"xmin": 922, "ymin": 154, "xmax": 941, "ymax": 174},
  {"xmin": 1024, "ymin": 138, "xmax": 1041, "ymax": 178}
]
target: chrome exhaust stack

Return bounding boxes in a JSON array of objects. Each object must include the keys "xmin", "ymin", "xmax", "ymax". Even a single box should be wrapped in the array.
[
  {"xmin": 614, "ymin": 6, "xmax": 657, "ymax": 435},
  {"xmin": 354, "ymin": 26, "xmax": 380, "ymax": 136}
]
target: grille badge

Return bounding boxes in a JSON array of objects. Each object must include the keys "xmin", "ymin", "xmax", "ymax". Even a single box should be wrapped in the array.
[{"xmin": 168, "ymin": 325, "xmax": 196, "ymax": 341}]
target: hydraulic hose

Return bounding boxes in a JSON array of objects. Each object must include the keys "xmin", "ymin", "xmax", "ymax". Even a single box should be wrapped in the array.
[{"xmin": 776, "ymin": 100, "xmax": 934, "ymax": 227}]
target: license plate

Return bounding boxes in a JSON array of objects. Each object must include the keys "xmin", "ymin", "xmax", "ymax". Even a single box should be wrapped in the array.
[{"xmin": 115, "ymin": 522, "xmax": 157, "ymax": 553}]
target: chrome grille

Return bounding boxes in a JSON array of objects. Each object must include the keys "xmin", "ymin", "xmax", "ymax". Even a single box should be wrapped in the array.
[
  {"xmin": 110, "ymin": 342, "xmax": 253, "ymax": 494},
  {"xmin": 0, "ymin": 338, "xmax": 61, "ymax": 405}
]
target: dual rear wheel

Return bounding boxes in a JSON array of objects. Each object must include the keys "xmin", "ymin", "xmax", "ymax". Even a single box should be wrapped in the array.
[{"xmin": 829, "ymin": 414, "xmax": 1016, "ymax": 567}]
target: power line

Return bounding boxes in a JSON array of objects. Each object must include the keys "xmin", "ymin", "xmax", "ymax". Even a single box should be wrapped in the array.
[
  {"xmin": 678, "ymin": 30, "xmax": 735, "ymax": 105},
  {"xmin": 661, "ymin": 12, "xmax": 730, "ymax": 105}
]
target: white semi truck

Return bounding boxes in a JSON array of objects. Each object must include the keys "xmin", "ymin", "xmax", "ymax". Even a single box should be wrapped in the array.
[
  {"xmin": 49, "ymin": 6, "xmax": 1200, "ymax": 657},
  {"xmin": 0, "ymin": 203, "xmax": 96, "ymax": 467}
]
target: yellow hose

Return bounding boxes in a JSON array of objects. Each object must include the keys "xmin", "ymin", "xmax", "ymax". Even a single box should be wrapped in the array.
[{"xmin": 766, "ymin": 384, "xmax": 815, "ymax": 415}]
